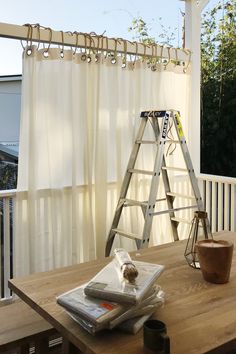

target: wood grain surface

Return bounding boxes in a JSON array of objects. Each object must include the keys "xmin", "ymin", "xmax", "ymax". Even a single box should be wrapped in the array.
[{"xmin": 9, "ymin": 231, "xmax": 236, "ymax": 354}]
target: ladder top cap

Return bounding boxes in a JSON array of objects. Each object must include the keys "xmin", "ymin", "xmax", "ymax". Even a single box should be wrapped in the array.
[{"xmin": 140, "ymin": 110, "xmax": 179, "ymax": 118}]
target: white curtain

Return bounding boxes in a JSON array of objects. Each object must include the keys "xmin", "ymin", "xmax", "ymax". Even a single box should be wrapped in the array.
[{"xmin": 14, "ymin": 46, "xmax": 191, "ymax": 276}]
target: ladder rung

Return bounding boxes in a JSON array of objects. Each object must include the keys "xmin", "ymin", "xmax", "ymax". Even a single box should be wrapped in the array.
[
  {"xmin": 123, "ymin": 197, "xmax": 166, "ymax": 207},
  {"xmin": 136, "ymin": 140, "xmax": 157, "ymax": 144},
  {"xmin": 171, "ymin": 217, "xmax": 192, "ymax": 224},
  {"xmin": 166, "ymin": 192, "xmax": 196, "ymax": 200},
  {"xmin": 162, "ymin": 166, "xmax": 187, "ymax": 172},
  {"xmin": 128, "ymin": 168, "xmax": 153, "ymax": 176},
  {"xmin": 112, "ymin": 228, "xmax": 141, "ymax": 240},
  {"xmin": 123, "ymin": 198, "xmax": 148, "ymax": 207},
  {"xmin": 151, "ymin": 204, "xmax": 198, "ymax": 216},
  {"xmin": 136, "ymin": 140, "xmax": 180, "ymax": 145},
  {"xmin": 165, "ymin": 140, "xmax": 180, "ymax": 144}
]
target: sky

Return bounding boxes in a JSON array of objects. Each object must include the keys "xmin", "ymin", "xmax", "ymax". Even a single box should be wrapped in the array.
[
  {"xmin": 0, "ymin": 0, "xmax": 218, "ymax": 76},
  {"xmin": 0, "ymin": 0, "xmax": 186, "ymax": 75}
]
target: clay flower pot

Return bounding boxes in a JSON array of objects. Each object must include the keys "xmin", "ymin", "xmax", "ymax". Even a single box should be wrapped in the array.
[{"xmin": 195, "ymin": 239, "xmax": 234, "ymax": 284}]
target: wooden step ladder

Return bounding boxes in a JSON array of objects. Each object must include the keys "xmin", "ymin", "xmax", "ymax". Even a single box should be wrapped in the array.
[{"xmin": 105, "ymin": 110, "xmax": 204, "ymax": 256}]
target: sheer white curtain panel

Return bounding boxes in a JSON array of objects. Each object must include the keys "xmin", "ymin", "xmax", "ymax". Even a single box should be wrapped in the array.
[{"xmin": 14, "ymin": 46, "xmax": 191, "ymax": 276}]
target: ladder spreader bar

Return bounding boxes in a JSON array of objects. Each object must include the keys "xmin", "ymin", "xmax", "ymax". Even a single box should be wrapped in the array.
[{"xmin": 162, "ymin": 166, "xmax": 187, "ymax": 172}]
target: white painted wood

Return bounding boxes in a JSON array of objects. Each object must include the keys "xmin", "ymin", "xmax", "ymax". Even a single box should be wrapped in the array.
[
  {"xmin": 205, "ymin": 180, "xmax": 211, "ymax": 225},
  {"xmin": 184, "ymin": 0, "xmax": 209, "ymax": 175},
  {"xmin": 198, "ymin": 0, "xmax": 211, "ymax": 12},
  {"xmin": 0, "ymin": 22, "xmax": 190, "ymax": 62},
  {"xmin": 3, "ymin": 198, "xmax": 11, "ymax": 298},
  {"xmin": 231, "ymin": 185, "xmax": 236, "ymax": 231},
  {"xmin": 218, "ymin": 183, "xmax": 224, "ymax": 231},
  {"xmin": 224, "ymin": 183, "xmax": 230, "ymax": 230},
  {"xmin": 211, "ymin": 181, "xmax": 217, "ymax": 233}
]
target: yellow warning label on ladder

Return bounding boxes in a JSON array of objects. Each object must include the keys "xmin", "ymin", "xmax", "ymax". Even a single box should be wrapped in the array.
[{"xmin": 175, "ymin": 112, "xmax": 184, "ymax": 139}]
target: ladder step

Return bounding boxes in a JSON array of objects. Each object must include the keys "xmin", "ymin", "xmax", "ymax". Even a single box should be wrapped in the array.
[
  {"xmin": 122, "ymin": 197, "xmax": 166, "ymax": 207},
  {"xmin": 151, "ymin": 204, "xmax": 198, "ymax": 216},
  {"xmin": 112, "ymin": 228, "xmax": 141, "ymax": 240},
  {"xmin": 162, "ymin": 166, "xmax": 187, "ymax": 172},
  {"xmin": 166, "ymin": 192, "xmax": 195, "ymax": 200},
  {"xmin": 165, "ymin": 140, "xmax": 180, "ymax": 144},
  {"xmin": 122, "ymin": 198, "xmax": 148, "ymax": 207},
  {"xmin": 136, "ymin": 140, "xmax": 180, "ymax": 145},
  {"xmin": 136, "ymin": 140, "xmax": 157, "ymax": 144},
  {"xmin": 128, "ymin": 168, "xmax": 153, "ymax": 176}
]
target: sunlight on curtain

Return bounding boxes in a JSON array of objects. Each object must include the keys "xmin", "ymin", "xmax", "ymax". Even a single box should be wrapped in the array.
[{"xmin": 14, "ymin": 46, "xmax": 190, "ymax": 276}]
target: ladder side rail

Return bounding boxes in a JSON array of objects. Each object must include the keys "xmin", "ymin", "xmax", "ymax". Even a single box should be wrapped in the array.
[
  {"xmin": 161, "ymin": 157, "xmax": 179, "ymax": 241},
  {"xmin": 141, "ymin": 113, "xmax": 170, "ymax": 248},
  {"xmin": 105, "ymin": 117, "xmax": 148, "ymax": 256},
  {"xmin": 152, "ymin": 114, "xmax": 179, "ymax": 241},
  {"xmin": 172, "ymin": 112, "xmax": 204, "ymax": 211}
]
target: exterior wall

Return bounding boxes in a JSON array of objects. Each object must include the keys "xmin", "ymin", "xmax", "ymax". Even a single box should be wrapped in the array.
[{"xmin": 0, "ymin": 76, "xmax": 21, "ymax": 146}]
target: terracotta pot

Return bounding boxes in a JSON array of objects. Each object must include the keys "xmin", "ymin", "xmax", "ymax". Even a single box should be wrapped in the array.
[{"xmin": 195, "ymin": 239, "xmax": 234, "ymax": 284}]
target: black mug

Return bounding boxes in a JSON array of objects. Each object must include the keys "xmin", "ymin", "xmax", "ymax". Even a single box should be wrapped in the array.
[{"xmin": 143, "ymin": 320, "xmax": 170, "ymax": 354}]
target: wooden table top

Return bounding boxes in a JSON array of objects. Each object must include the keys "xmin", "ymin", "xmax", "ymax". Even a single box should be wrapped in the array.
[{"xmin": 9, "ymin": 231, "xmax": 236, "ymax": 354}]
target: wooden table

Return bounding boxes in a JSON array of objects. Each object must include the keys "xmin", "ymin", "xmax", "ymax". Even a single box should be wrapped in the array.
[{"xmin": 9, "ymin": 231, "xmax": 236, "ymax": 354}]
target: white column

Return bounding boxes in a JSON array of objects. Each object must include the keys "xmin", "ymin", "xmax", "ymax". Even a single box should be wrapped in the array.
[{"xmin": 184, "ymin": 0, "xmax": 210, "ymax": 175}]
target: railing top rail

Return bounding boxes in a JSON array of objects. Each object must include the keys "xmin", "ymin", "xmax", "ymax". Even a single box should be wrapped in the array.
[
  {"xmin": 0, "ymin": 189, "xmax": 17, "ymax": 198},
  {"xmin": 197, "ymin": 173, "xmax": 236, "ymax": 185}
]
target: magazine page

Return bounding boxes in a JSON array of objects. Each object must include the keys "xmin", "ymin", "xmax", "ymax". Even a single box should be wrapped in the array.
[{"xmin": 84, "ymin": 260, "xmax": 164, "ymax": 304}]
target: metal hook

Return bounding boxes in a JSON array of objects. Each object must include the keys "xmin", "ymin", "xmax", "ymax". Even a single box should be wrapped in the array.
[
  {"xmin": 81, "ymin": 33, "xmax": 87, "ymax": 61},
  {"xmin": 42, "ymin": 26, "xmax": 52, "ymax": 58},
  {"xmin": 122, "ymin": 38, "xmax": 127, "ymax": 68},
  {"xmin": 21, "ymin": 23, "xmax": 33, "ymax": 54},
  {"xmin": 164, "ymin": 47, "xmax": 171, "ymax": 70},
  {"xmin": 59, "ymin": 31, "xmax": 64, "ymax": 58},
  {"xmin": 110, "ymin": 37, "xmax": 118, "ymax": 64}
]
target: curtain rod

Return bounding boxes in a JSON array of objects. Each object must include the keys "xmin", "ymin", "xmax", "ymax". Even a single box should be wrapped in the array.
[{"xmin": 0, "ymin": 22, "xmax": 191, "ymax": 62}]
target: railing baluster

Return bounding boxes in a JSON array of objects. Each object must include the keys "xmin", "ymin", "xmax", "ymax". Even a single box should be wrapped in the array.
[
  {"xmin": 205, "ymin": 181, "xmax": 212, "ymax": 228},
  {"xmin": 218, "ymin": 182, "xmax": 224, "ymax": 231},
  {"xmin": 0, "ymin": 189, "xmax": 16, "ymax": 301},
  {"xmin": 211, "ymin": 182, "xmax": 217, "ymax": 233},
  {"xmin": 224, "ymin": 183, "xmax": 230, "ymax": 231},
  {"xmin": 231, "ymin": 185, "xmax": 236, "ymax": 231}
]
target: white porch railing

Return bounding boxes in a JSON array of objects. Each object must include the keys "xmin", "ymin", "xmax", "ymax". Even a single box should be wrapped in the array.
[
  {"xmin": 0, "ymin": 189, "xmax": 16, "ymax": 300},
  {"xmin": 198, "ymin": 174, "xmax": 236, "ymax": 233},
  {"xmin": 1, "ymin": 175, "xmax": 236, "ymax": 300}
]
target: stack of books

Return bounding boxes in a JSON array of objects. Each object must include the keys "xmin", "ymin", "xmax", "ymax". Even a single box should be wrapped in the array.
[{"xmin": 57, "ymin": 258, "xmax": 165, "ymax": 334}]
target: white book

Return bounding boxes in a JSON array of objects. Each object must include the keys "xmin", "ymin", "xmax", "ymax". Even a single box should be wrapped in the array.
[
  {"xmin": 56, "ymin": 284, "xmax": 126, "ymax": 326},
  {"xmin": 68, "ymin": 310, "xmax": 155, "ymax": 335},
  {"xmin": 84, "ymin": 260, "xmax": 164, "ymax": 304}
]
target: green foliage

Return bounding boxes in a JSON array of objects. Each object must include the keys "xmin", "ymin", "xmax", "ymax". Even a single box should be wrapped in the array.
[
  {"xmin": 201, "ymin": 0, "xmax": 236, "ymax": 177},
  {"xmin": 128, "ymin": 17, "xmax": 178, "ymax": 47},
  {"xmin": 0, "ymin": 162, "xmax": 17, "ymax": 190}
]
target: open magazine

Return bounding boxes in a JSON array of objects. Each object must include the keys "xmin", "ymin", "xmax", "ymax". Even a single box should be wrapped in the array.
[{"xmin": 84, "ymin": 259, "xmax": 164, "ymax": 304}]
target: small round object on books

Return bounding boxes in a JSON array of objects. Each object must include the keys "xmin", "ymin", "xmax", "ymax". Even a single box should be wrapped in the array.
[{"xmin": 114, "ymin": 248, "xmax": 139, "ymax": 283}]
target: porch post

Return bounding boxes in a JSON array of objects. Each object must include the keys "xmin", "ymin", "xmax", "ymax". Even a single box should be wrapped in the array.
[{"xmin": 184, "ymin": 0, "xmax": 209, "ymax": 175}]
